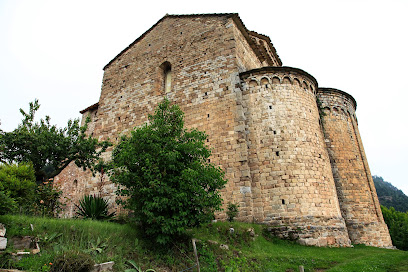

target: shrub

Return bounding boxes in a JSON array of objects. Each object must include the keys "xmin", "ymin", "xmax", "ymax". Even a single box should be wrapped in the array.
[
  {"xmin": 0, "ymin": 190, "xmax": 17, "ymax": 215},
  {"xmin": 0, "ymin": 163, "xmax": 36, "ymax": 214},
  {"xmin": 381, "ymin": 205, "xmax": 408, "ymax": 250},
  {"xmin": 0, "ymin": 163, "xmax": 36, "ymax": 206},
  {"xmin": 50, "ymin": 251, "xmax": 94, "ymax": 272},
  {"xmin": 226, "ymin": 202, "xmax": 239, "ymax": 222},
  {"xmin": 75, "ymin": 195, "xmax": 115, "ymax": 220},
  {"xmin": 34, "ymin": 181, "xmax": 64, "ymax": 217},
  {"xmin": 110, "ymin": 99, "xmax": 227, "ymax": 245}
]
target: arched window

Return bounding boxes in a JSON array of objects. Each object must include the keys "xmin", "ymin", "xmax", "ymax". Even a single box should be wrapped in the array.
[{"xmin": 160, "ymin": 61, "xmax": 172, "ymax": 93}]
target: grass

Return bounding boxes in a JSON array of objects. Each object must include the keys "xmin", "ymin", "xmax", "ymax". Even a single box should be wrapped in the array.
[{"xmin": 0, "ymin": 215, "xmax": 407, "ymax": 271}]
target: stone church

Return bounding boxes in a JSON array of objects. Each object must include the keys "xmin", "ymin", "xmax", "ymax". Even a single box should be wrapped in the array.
[{"xmin": 54, "ymin": 13, "xmax": 392, "ymax": 248}]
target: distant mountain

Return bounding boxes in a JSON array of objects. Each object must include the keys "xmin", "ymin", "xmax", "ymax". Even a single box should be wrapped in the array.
[{"xmin": 373, "ymin": 175, "xmax": 408, "ymax": 213}]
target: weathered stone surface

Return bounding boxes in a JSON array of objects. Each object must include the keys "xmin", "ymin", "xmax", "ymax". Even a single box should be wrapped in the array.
[
  {"xmin": 318, "ymin": 88, "xmax": 393, "ymax": 248},
  {"xmin": 0, "ymin": 224, "xmax": 5, "ymax": 237},
  {"xmin": 53, "ymin": 13, "xmax": 391, "ymax": 248},
  {"xmin": 0, "ymin": 237, "xmax": 7, "ymax": 250},
  {"xmin": 92, "ymin": 261, "xmax": 115, "ymax": 272}
]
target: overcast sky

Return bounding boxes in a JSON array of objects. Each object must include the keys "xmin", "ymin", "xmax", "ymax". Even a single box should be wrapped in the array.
[{"xmin": 1, "ymin": 0, "xmax": 407, "ymax": 194}]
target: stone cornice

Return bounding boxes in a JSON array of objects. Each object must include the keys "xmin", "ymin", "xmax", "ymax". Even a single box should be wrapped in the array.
[
  {"xmin": 240, "ymin": 66, "xmax": 318, "ymax": 87},
  {"xmin": 317, "ymin": 88, "xmax": 357, "ymax": 110}
]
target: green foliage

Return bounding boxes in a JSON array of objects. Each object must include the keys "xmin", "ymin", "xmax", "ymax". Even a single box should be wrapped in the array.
[
  {"xmin": 0, "ymin": 190, "xmax": 17, "ymax": 215},
  {"xmin": 1, "ymin": 215, "xmax": 408, "ymax": 272},
  {"xmin": 226, "ymin": 202, "xmax": 239, "ymax": 222},
  {"xmin": 0, "ymin": 163, "xmax": 36, "ymax": 213},
  {"xmin": 50, "ymin": 251, "xmax": 94, "ymax": 272},
  {"xmin": 85, "ymin": 237, "xmax": 108, "ymax": 255},
  {"xmin": 381, "ymin": 205, "xmax": 408, "ymax": 250},
  {"xmin": 125, "ymin": 260, "xmax": 156, "ymax": 272},
  {"xmin": 0, "ymin": 163, "xmax": 36, "ymax": 203},
  {"xmin": 0, "ymin": 163, "xmax": 64, "ymax": 216},
  {"xmin": 34, "ymin": 182, "xmax": 64, "ymax": 217},
  {"xmin": 37, "ymin": 232, "xmax": 62, "ymax": 245},
  {"xmin": 373, "ymin": 175, "xmax": 408, "ymax": 212},
  {"xmin": 0, "ymin": 99, "xmax": 111, "ymax": 182},
  {"xmin": 110, "ymin": 98, "xmax": 227, "ymax": 245},
  {"xmin": 75, "ymin": 195, "xmax": 115, "ymax": 220},
  {"xmin": 0, "ymin": 214, "xmax": 141, "ymax": 271}
]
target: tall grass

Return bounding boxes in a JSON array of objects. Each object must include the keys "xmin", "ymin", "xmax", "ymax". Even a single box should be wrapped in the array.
[{"xmin": 0, "ymin": 215, "xmax": 140, "ymax": 271}]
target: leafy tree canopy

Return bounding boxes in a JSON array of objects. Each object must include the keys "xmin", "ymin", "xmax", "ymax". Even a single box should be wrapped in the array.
[
  {"xmin": 109, "ymin": 98, "xmax": 227, "ymax": 244},
  {"xmin": 0, "ymin": 99, "xmax": 111, "ymax": 182},
  {"xmin": 381, "ymin": 205, "xmax": 408, "ymax": 250}
]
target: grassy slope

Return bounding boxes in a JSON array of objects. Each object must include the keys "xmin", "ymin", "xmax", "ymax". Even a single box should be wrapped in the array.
[{"xmin": 0, "ymin": 215, "xmax": 407, "ymax": 272}]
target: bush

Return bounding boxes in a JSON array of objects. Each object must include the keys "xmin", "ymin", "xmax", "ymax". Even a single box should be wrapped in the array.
[
  {"xmin": 0, "ymin": 163, "xmax": 36, "ymax": 214},
  {"xmin": 381, "ymin": 205, "xmax": 408, "ymax": 250},
  {"xmin": 75, "ymin": 195, "xmax": 115, "ymax": 220},
  {"xmin": 0, "ymin": 163, "xmax": 36, "ymax": 205},
  {"xmin": 34, "ymin": 181, "xmax": 64, "ymax": 217},
  {"xmin": 0, "ymin": 190, "xmax": 17, "ymax": 215},
  {"xmin": 110, "ymin": 99, "xmax": 227, "ymax": 245},
  {"xmin": 226, "ymin": 202, "xmax": 239, "ymax": 222},
  {"xmin": 50, "ymin": 251, "xmax": 94, "ymax": 272}
]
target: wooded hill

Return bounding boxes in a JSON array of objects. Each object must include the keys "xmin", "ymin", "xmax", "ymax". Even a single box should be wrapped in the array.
[{"xmin": 373, "ymin": 175, "xmax": 408, "ymax": 212}]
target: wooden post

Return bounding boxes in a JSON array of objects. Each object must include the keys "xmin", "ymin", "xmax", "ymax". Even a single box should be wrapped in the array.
[
  {"xmin": 192, "ymin": 239, "xmax": 200, "ymax": 272},
  {"xmin": 299, "ymin": 265, "xmax": 304, "ymax": 272}
]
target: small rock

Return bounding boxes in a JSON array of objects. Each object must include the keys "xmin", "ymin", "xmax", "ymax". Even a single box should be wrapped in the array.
[
  {"xmin": 0, "ymin": 237, "xmax": 7, "ymax": 250},
  {"xmin": 92, "ymin": 261, "xmax": 115, "ymax": 272},
  {"xmin": 0, "ymin": 223, "xmax": 6, "ymax": 237},
  {"xmin": 247, "ymin": 228, "xmax": 255, "ymax": 237},
  {"xmin": 207, "ymin": 240, "xmax": 218, "ymax": 245},
  {"xmin": 220, "ymin": 244, "xmax": 229, "ymax": 250}
]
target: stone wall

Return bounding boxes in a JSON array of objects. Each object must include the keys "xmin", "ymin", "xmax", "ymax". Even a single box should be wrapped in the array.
[
  {"xmin": 317, "ymin": 88, "xmax": 393, "ymax": 248},
  {"xmin": 54, "ymin": 14, "xmax": 391, "ymax": 248},
  {"xmin": 239, "ymin": 67, "xmax": 351, "ymax": 246},
  {"xmin": 55, "ymin": 14, "xmax": 270, "ymax": 221}
]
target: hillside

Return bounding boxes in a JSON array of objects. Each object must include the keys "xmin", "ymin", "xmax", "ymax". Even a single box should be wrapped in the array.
[
  {"xmin": 373, "ymin": 175, "xmax": 408, "ymax": 212},
  {"xmin": 0, "ymin": 215, "xmax": 407, "ymax": 271}
]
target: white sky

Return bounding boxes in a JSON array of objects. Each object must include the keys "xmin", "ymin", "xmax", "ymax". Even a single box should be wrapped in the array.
[{"xmin": 0, "ymin": 0, "xmax": 407, "ymax": 194}]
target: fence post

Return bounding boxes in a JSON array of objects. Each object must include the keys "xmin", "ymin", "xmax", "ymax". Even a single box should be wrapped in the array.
[{"xmin": 192, "ymin": 239, "xmax": 200, "ymax": 272}]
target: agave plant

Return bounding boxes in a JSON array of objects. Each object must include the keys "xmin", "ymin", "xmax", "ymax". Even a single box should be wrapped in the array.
[{"xmin": 75, "ymin": 195, "xmax": 115, "ymax": 220}]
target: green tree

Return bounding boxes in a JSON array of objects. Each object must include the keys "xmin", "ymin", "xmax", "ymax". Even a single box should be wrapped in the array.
[
  {"xmin": 0, "ymin": 99, "xmax": 111, "ymax": 182},
  {"xmin": 110, "ymin": 99, "xmax": 227, "ymax": 244},
  {"xmin": 381, "ymin": 205, "xmax": 408, "ymax": 250}
]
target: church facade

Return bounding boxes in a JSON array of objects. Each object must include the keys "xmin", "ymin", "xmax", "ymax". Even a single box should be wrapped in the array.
[{"xmin": 54, "ymin": 14, "xmax": 392, "ymax": 248}]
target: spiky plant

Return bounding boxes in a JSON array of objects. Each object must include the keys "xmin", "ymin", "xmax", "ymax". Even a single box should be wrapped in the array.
[{"xmin": 75, "ymin": 195, "xmax": 115, "ymax": 220}]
